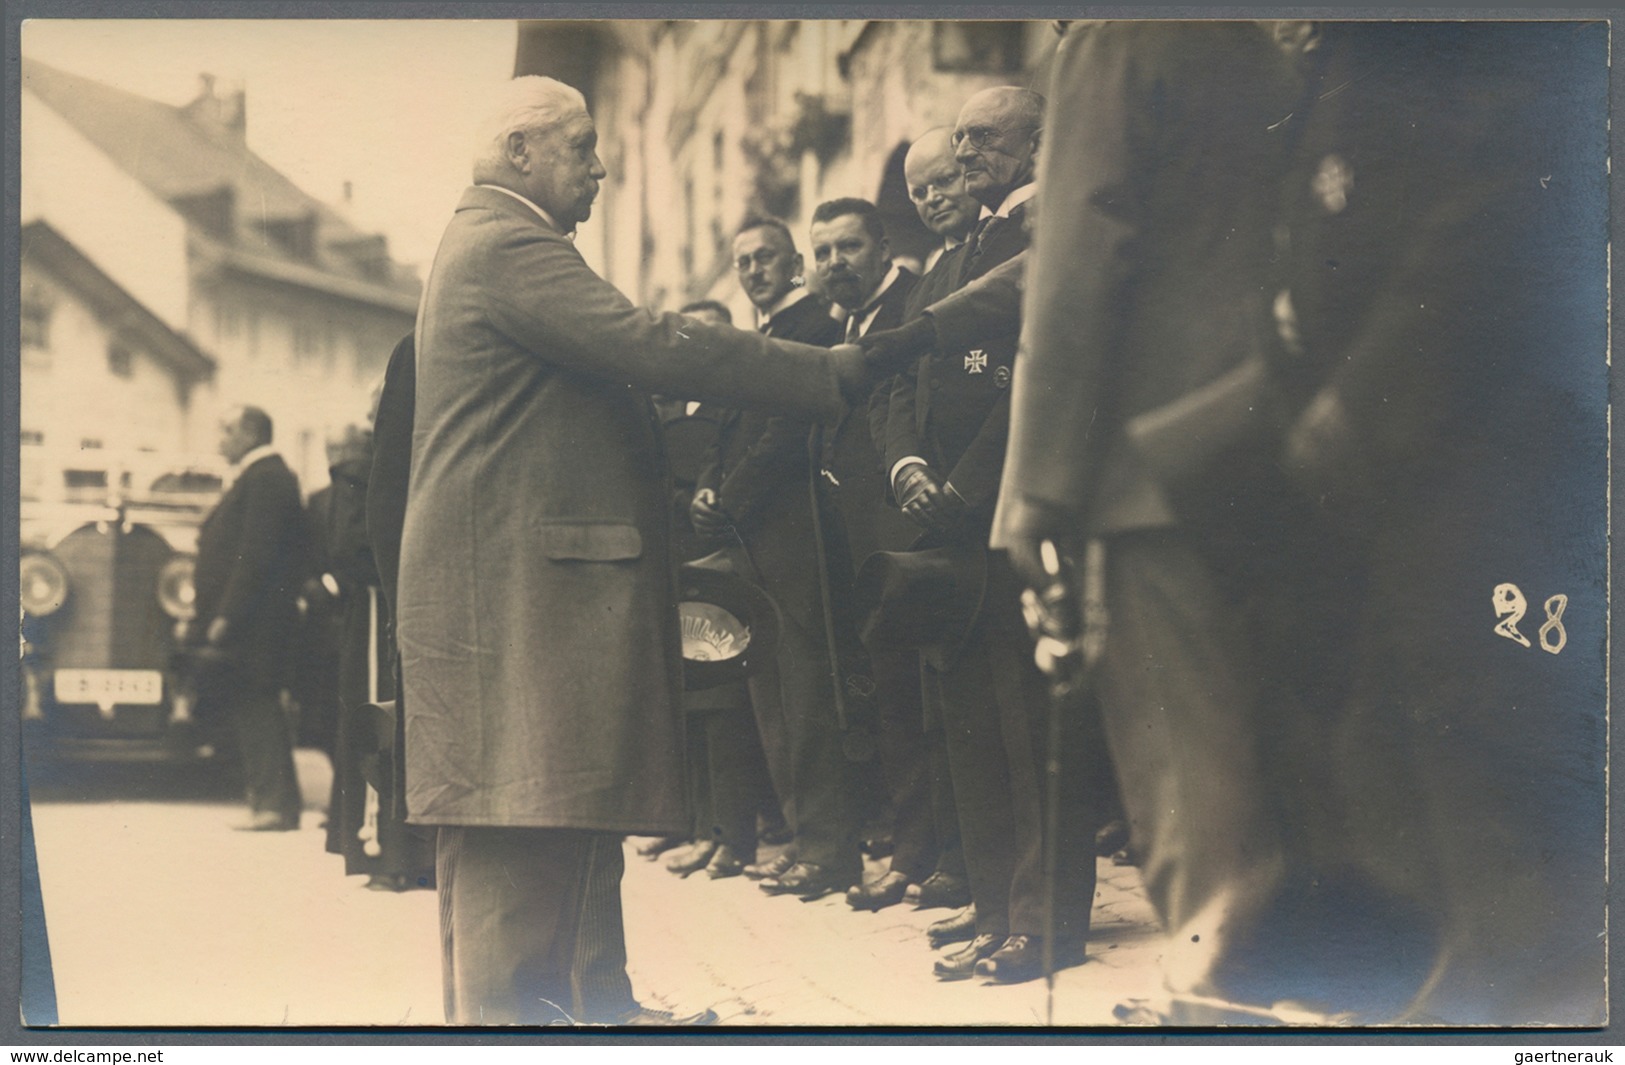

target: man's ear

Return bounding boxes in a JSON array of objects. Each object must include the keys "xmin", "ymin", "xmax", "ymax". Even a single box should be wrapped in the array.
[
  {"xmin": 505, "ymin": 130, "xmax": 531, "ymax": 172},
  {"xmin": 792, "ymin": 253, "xmax": 805, "ymax": 278},
  {"xmin": 879, "ymin": 236, "xmax": 893, "ymax": 266},
  {"xmin": 1029, "ymin": 127, "xmax": 1043, "ymax": 164}
]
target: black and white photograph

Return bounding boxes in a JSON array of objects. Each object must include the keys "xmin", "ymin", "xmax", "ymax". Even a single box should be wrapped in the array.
[{"xmin": 11, "ymin": 13, "xmax": 1611, "ymax": 1034}]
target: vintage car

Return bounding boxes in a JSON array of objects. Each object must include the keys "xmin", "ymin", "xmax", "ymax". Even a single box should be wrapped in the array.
[{"xmin": 19, "ymin": 446, "xmax": 232, "ymax": 762}]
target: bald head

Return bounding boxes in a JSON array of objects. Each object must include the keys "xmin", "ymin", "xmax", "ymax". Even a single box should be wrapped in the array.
[
  {"xmin": 953, "ymin": 86, "xmax": 1045, "ymax": 206},
  {"xmin": 905, "ymin": 127, "xmax": 979, "ymax": 242}
]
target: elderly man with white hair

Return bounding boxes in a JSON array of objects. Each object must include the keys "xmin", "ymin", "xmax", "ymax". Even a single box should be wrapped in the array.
[{"xmin": 396, "ymin": 75, "xmax": 872, "ymax": 1027}]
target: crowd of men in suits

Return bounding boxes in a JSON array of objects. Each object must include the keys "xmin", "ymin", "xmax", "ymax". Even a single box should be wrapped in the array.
[
  {"xmin": 177, "ymin": 19, "xmax": 1604, "ymax": 1027},
  {"xmin": 629, "ymin": 83, "xmax": 1118, "ymax": 990}
]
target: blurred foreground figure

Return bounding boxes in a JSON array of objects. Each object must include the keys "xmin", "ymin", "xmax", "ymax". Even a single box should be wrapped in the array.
[
  {"xmin": 397, "ymin": 76, "xmax": 867, "ymax": 1026},
  {"xmin": 991, "ymin": 20, "xmax": 1606, "ymax": 1024}
]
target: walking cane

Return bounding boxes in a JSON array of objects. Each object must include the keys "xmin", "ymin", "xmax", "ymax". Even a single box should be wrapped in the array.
[
  {"xmin": 1022, "ymin": 538, "xmax": 1105, "ymax": 1026},
  {"xmin": 358, "ymin": 585, "xmax": 383, "ymax": 858}
]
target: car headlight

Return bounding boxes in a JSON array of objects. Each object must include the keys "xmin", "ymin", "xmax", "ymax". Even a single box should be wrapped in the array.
[
  {"xmin": 157, "ymin": 555, "xmax": 197, "ymax": 620},
  {"xmin": 19, "ymin": 553, "xmax": 69, "ymax": 617}
]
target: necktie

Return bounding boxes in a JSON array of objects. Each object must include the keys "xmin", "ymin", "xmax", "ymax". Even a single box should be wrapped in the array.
[
  {"xmin": 845, "ymin": 309, "xmax": 865, "ymax": 343},
  {"xmin": 960, "ymin": 214, "xmax": 1003, "ymax": 280}
]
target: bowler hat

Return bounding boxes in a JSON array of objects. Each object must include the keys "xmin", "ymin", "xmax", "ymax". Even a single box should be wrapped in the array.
[
  {"xmin": 678, "ymin": 550, "xmax": 782, "ymax": 691},
  {"xmin": 854, "ymin": 541, "xmax": 988, "ymax": 672}
]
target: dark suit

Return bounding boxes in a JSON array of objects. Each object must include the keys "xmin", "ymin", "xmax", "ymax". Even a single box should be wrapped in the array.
[
  {"xmin": 988, "ymin": 20, "xmax": 1429, "ymax": 1014},
  {"xmin": 821, "ymin": 267, "xmax": 951, "ymax": 885},
  {"xmin": 663, "ymin": 404, "xmax": 775, "ymax": 857},
  {"xmin": 1259, "ymin": 23, "xmax": 1606, "ymax": 1024},
  {"xmin": 191, "ymin": 451, "xmax": 304, "ymax": 823},
  {"xmin": 401, "ymin": 187, "xmax": 847, "ymax": 1023},
  {"xmin": 696, "ymin": 291, "xmax": 860, "ymax": 883},
  {"xmin": 880, "ymin": 194, "xmax": 1101, "ymax": 943}
]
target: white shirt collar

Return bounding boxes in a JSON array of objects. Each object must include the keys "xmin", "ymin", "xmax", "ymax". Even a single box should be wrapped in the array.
[
  {"xmin": 979, "ymin": 181, "xmax": 1037, "ymax": 221},
  {"xmin": 840, "ymin": 263, "xmax": 904, "ymax": 339},
  {"xmin": 476, "ymin": 184, "xmax": 573, "ymax": 240},
  {"xmin": 228, "ymin": 444, "xmax": 278, "ymax": 485},
  {"xmin": 755, "ymin": 286, "xmax": 813, "ymax": 330}
]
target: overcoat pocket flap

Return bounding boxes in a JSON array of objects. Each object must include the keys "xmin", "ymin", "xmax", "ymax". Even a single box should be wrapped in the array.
[{"xmin": 535, "ymin": 522, "xmax": 644, "ymax": 561}]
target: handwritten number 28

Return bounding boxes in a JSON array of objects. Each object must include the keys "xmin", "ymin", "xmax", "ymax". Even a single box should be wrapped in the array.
[{"xmin": 1493, "ymin": 583, "xmax": 1567, "ymax": 655}]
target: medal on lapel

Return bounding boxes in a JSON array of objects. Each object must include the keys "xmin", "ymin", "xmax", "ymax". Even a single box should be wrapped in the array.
[{"xmin": 965, "ymin": 350, "xmax": 988, "ymax": 374}]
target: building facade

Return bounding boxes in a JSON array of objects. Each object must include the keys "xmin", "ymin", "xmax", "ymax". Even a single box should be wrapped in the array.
[
  {"xmin": 21, "ymin": 59, "xmax": 420, "ymax": 492},
  {"xmin": 517, "ymin": 19, "xmax": 1058, "ymax": 321}
]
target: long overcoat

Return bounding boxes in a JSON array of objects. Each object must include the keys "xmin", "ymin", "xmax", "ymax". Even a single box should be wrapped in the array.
[{"xmin": 397, "ymin": 186, "xmax": 845, "ymax": 832}]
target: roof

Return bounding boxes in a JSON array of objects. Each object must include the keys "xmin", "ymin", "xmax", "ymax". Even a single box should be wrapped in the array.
[
  {"xmin": 22, "ymin": 58, "xmax": 421, "ymax": 308},
  {"xmin": 21, "ymin": 219, "xmax": 217, "ymax": 384}
]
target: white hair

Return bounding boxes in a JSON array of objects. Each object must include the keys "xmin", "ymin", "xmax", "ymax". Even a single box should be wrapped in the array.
[{"xmin": 472, "ymin": 76, "xmax": 587, "ymax": 178}]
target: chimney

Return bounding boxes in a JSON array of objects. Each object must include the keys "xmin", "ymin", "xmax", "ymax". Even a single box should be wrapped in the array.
[{"xmin": 185, "ymin": 72, "xmax": 247, "ymax": 140}]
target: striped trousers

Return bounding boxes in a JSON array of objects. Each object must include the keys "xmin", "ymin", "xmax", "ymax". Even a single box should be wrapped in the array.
[{"xmin": 438, "ymin": 826, "xmax": 638, "ymax": 1025}]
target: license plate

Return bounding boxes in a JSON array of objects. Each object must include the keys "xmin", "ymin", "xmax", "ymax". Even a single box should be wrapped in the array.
[{"xmin": 54, "ymin": 669, "xmax": 163, "ymax": 706}]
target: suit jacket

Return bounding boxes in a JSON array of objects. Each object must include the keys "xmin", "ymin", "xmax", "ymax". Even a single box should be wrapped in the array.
[
  {"xmin": 695, "ymin": 292, "xmax": 842, "ymax": 631},
  {"xmin": 192, "ymin": 453, "xmax": 305, "ymax": 691},
  {"xmin": 884, "ymin": 204, "xmax": 1029, "ymax": 525},
  {"xmin": 823, "ymin": 267, "xmax": 920, "ymax": 568},
  {"xmin": 989, "ymin": 22, "xmax": 1298, "ymax": 546},
  {"xmin": 398, "ymin": 186, "xmax": 845, "ymax": 831},
  {"xmin": 868, "ymin": 246, "xmax": 966, "ymax": 501}
]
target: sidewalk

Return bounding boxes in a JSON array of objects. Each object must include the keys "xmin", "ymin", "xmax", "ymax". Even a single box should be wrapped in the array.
[{"xmin": 621, "ymin": 843, "xmax": 1168, "ymax": 1028}]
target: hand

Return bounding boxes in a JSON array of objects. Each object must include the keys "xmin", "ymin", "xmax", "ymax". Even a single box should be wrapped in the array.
[
  {"xmin": 895, "ymin": 463, "xmax": 964, "ymax": 534},
  {"xmin": 690, "ymin": 488, "xmax": 734, "ymax": 541},
  {"xmin": 206, "ymin": 616, "xmax": 230, "ymax": 646},
  {"xmin": 829, "ymin": 343, "xmax": 871, "ymax": 407},
  {"xmin": 1284, "ymin": 386, "xmax": 1355, "ymax": 492},
  {"xmin": 859, "ymin": 315, "xmax": 936, "ymax": 377}
]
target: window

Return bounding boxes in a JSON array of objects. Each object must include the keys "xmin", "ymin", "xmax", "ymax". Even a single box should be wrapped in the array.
[
  {"xmin": 107, "ymin": 342, "xmax": 134, "ymax": 378},
  {"xmin": 293, "ymin": 322, "xmax": 321, "ymax": 363},
  {"xmin": 21, "ymin": 298, "xmax": 52, "ymax": 350}
]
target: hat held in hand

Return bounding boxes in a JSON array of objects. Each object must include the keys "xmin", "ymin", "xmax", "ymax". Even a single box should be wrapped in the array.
[{"xmin": 679, "ymin": 549, "xmax": 781, "ymax": 691}]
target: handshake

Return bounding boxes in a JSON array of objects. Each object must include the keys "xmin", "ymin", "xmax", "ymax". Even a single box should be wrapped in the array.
[{"xmin": 830, "ymin": 314, "xmax": 937, "ymax": 406}]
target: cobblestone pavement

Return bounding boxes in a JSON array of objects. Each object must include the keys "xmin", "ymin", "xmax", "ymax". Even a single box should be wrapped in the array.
[{"xmin": 29, "ymin": 750, "xmax": 1168, "ymax": 1030}]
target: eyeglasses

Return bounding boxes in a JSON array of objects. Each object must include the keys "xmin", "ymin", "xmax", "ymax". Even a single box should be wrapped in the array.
[
  {"xmin": 735, "ymin": 249, "xmax": 782, "ymax": 272},
  {"xmin": 951, "ymin": 124, "xmax": 1038, "ymax": 153}
]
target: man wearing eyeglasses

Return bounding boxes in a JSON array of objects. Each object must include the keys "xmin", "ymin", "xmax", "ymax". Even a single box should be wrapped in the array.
[{"xmin": 875, "ymin": 87, "xmax": 1098, "ymax": 986}]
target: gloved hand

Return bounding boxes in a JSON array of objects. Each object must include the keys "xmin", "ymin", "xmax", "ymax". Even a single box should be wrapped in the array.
[
  {"xmin": 690, "ymin": 488, "xmax": 735, "ymax": 542},
  {"xmin": 859, "ymin": 315, "xmax": 936, "ymax": 376},
  {"xmin": 895, "ymin": 462, "xmax": 966, "ymax": 534}
]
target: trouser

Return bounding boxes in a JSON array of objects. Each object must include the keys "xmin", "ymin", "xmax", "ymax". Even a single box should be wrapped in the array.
[
  {"xmin": 702, "ymin": 704, "xmax": 776, "ymax": 855},
  {"xmin": 746, "ymin": 609, "xmax": 861, "ymax": 882},
  {"xmin": 230, "ymin": 685, "xmax": 300, "ymax": 821},
  {"xmin": 871, "ymin": 648, "xmax": 939, "ymax": 882},
  {"xmin": 930, "ymin": 555, "xmax": 1098, "ymax": 942},
  {"xmin": 926, "ymin": 726, "xmax": 966, "ymax": 881},
  {"xmin": 438, "ymin": 826, "xmax": 637, "ymax": 1025}
]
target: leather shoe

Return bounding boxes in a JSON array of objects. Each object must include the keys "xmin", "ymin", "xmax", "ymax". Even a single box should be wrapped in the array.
[
  {"xmin": 612, "ymin": 1005, "xmax": 719, "ymax": 1027},
  {"xmin": 704, "ymin": 844, "xmax": 749, "ymax": 879},
  {"xmin": 743, "ymin": 852, "xmax": 795, "ymax": 881},
  {"xmin": 232, "ymin": 811, "xmax": 297, "ymax": 832},
  {"xmin": 1095, "ymin": 818, "xmax": 1130, "ymax": 858},
  {"xmin": 846, "ymin": 869, "xmax": 910, "ymax": 912},
  {"xmin": 927, "ymin": 905, "xmax": 978, "ymax": 949},
  {"xmin": 933, "ymin": 933, "xmax": 1006, "ymax": 981},
  {"xmin": 759, "ymin": 861, "xmax": 847, "ymax": 900},
  {"xmin": 664, "ymin": 840, "xmax": 717, "ymax": 877},
  {"xmin": 910, "ymin": 870, "xmax": 971, "ymax": 910},
  {"xmin": 636, "ymin": 835, "xmax": 684, "ymax": 860},
  {"xmin": 973, "ymin": 934, "xmax": 1087, "ymax": 984}
]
